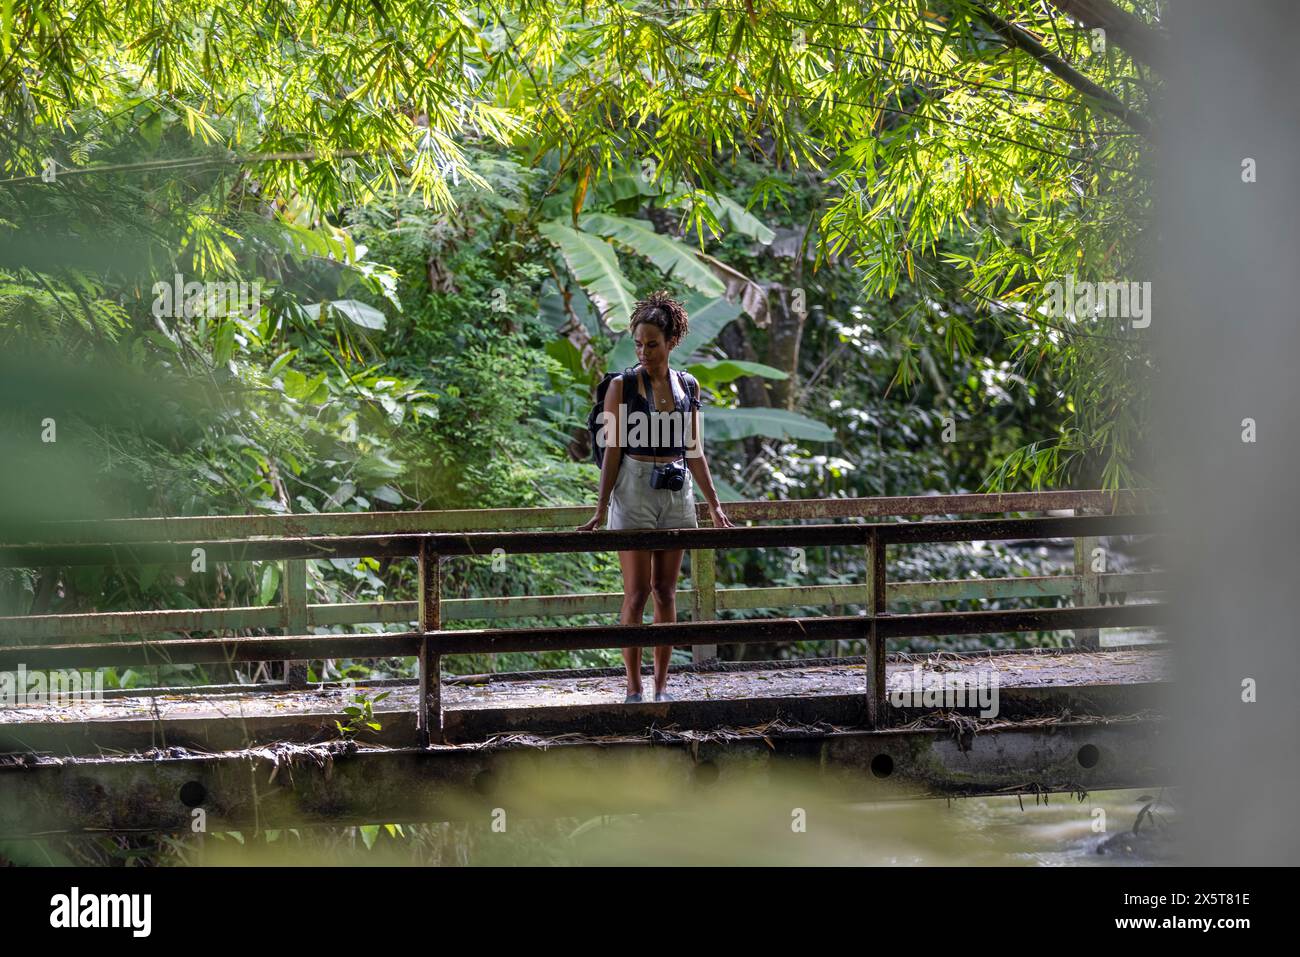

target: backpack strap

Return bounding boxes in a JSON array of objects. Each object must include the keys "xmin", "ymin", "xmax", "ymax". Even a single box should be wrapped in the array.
[
  {"xmin": 609, "ymin": 368, "xmax": 639, "ymax": 470},
  {"xmin": 621, "ymin": 367, "xmax": 639, "ymax": 407},
  {"xmin": 675, "ymin": 369, "xmax": 699, "ymax": 409}
]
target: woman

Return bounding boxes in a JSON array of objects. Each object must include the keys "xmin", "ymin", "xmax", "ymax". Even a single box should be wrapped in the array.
[{"xmin": 578, "ymin": 292, "xmax": 735, "ymax": 703}]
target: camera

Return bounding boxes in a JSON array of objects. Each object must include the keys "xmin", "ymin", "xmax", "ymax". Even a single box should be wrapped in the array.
[{"xmin": 649, "ymin": 459, "xmax": 688, "ymax": 491}]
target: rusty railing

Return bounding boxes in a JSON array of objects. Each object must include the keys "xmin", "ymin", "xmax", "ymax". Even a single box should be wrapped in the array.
[{"xmin": 0, "ymin": 490, "xmax": 1163, "ymax": 745}]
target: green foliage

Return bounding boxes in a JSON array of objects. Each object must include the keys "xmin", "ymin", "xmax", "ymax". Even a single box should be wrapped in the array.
[
  {"xmin": 0, "ymin": 0, "xmax": 1157, "ymax": 686},
  {"xmin": 538, "ymin": 221, "xmax": 639, "ymax": 326},
  {"xmin": 335, "ymin": 690, "xmax": 391, "ymax": 739}
]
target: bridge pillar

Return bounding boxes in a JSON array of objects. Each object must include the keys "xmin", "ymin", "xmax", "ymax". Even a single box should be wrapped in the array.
[
  {"xmin": 283, "ymin": 559, "xmax": 309, "ymax": 688},
  {"xmin": 418, "ymin": 539, "xmax": 444, "ymax": 746},
  {"xmin": 865, "ymin": 529, "xmax": 887, "ymax": 728},
  {"xmin": 1072, "ymin": 509, "xmax": 1102, "ymax": 651},
  {"xmin": 690, "ymin": 547, "xmax": 717, "ymax": 664}
]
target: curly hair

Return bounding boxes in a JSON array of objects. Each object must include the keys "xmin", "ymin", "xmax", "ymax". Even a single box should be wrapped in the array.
[{"xmin": 628, "ymin": 290, "xmax": 690, "ymax": 349}]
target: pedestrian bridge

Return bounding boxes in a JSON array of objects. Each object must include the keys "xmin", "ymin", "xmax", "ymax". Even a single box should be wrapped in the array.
[{"xmin": 0, "ymin": 490, "xmax": 1168, "ymax": 835}]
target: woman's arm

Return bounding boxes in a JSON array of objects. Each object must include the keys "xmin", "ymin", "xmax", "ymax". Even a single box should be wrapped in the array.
[
  {"xmin": 577, "ymin": 375, "xmax": 626, "ymax": 531},
  {"xmin": 682, "ymin": 374, "xmax": 734, "ymax": 528}
]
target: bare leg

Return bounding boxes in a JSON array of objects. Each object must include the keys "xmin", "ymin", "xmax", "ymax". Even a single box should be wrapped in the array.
[
  {"xmin": 618, "ymin": 548, "xmax": 652, "ymax": 695},
  {"xmin": 650, "ymin": 547, "xmax": 687, "ymax": 697}
]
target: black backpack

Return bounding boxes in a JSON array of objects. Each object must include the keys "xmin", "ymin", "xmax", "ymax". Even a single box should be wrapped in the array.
[{"xmin": 587, "ymin": 366, "xmax": 697, "ymax": 467}]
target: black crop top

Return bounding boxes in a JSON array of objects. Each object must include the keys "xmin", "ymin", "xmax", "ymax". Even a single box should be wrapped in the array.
[{"xmin": 621, "ymin": 366, "xmax": 701, "ymax": 459}]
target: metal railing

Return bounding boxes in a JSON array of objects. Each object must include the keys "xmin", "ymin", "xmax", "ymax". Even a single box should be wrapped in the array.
[{"xmin": 0, "ymin": 490, "xmax": 1163, "ymax": 745}]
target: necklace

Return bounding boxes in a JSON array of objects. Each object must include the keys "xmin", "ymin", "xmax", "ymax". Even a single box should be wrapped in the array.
[{"xmin": 642, "ymin": 367, "xmax": 675, "ymax": 409}]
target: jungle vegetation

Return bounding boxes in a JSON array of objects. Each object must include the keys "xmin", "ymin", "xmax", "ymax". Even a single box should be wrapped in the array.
[{"xmin": 0, "ymin": 0, "xmax": 1158, "ymax": 679}]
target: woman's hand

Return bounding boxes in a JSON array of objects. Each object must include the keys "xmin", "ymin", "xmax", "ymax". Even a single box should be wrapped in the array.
[
  {"xmin": 709, "ymin": 503, "xmax": 736, "ymax": 528},
  {"xmin": 577, "ymin": 505, "xmax": 608, "ymax": 532}
]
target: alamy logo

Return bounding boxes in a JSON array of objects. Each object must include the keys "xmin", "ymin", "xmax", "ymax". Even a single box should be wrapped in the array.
[
  {"xmin": 888, "ymin": 664, "xmax": 1000, "ymax": 718},
  {"xmin": 595, "ymin": 408, "xmax": 699, "ymax": 458},
  {"xmin": 151, "ymin": 273, "xmax": 263, "ymax": 319},
  {"xmin": 1042, "ymin": 275, "xmax": 1151, "ymax": 329},
  {"xmin": 49, "ymin": 887, "xmax": 151, "ymax": 937},
  {"xmin": 0, "ymin": 664, "xmax": 104, "ymax": 706}
]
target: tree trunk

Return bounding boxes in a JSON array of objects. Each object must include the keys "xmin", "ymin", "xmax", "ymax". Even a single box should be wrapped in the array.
[
  {"xmin": 764, "ymin": 282, "xmax": 806, "ymax": 410},
  {"xmin": 562, "ymin": 283, "xmax": 605, "ymax": 462}
]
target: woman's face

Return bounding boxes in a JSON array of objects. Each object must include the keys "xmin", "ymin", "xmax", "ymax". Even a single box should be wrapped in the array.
[{"xmin": 633, "ymin": 323, "xmax": 672, "ymax": 370}]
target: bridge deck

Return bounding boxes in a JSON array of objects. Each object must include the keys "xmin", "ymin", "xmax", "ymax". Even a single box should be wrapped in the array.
[{"xmin": 0, "ymin": 647, "xmax": 1168, "ymax": 755}]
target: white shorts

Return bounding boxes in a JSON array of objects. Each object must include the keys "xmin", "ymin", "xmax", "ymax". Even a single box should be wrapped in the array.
[{"xmin": 608, "ymin": 456, "xmax": 700, "ymax": 531}]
